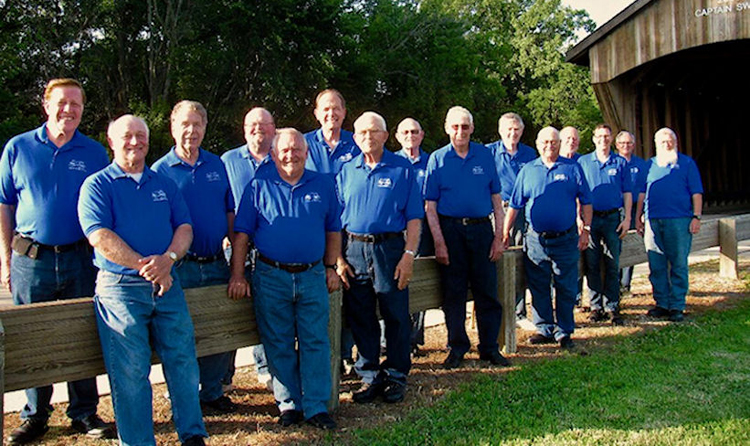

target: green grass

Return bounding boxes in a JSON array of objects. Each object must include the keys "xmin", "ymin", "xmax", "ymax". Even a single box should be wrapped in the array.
[{"xmin": 345, "ymin": 299, "xmax": 750, "ymax": 445}]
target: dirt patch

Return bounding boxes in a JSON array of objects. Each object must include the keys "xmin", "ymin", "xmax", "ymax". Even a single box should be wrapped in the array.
[{"xmin": 4, "ymin": 258, "xmax": 747, "ymax": 445}]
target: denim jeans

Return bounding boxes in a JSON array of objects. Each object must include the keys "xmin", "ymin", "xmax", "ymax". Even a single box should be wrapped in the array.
[
  {"xmin": 524, "ymin": 228, "xmax": 580, "ymax": 340},
  {"xmin": 439, "ymin": 218, "xmax": 502, "ymax": 356},
  {"xmin": 644, "ymin": 217, "xmax": 692, "ymax": 311},
  {"xmin": 344, "ymin": 236, "xmax": 411, "ymax": 385},
  {"xmin": 11, "ymin": 248, "xmax": 99, "ymax": 422},
  {"xmin": 252, "ymin": 261, "xmax": 331, "ymax": 418},
  {"xmin": 584, "ymin": 212, "xmax": 622, "ymax": 312},
  {"xmin": 94, "ymin": 271, "xmax": 207, "ymax": 446},
  {"xmin": 175, "ymin": 257, "xmax": 233, "ymax": 402}
]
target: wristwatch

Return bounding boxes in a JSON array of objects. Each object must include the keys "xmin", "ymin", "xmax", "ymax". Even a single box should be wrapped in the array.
[
  {"xmin": 692, "ymin": 215, "xmax": 701, "ymax": 221},
  {"xmin": 582, "ymin": 225, "xmax": 591, "ymax": 232},
  {"xmin": 166, "ymin": 251, "xmax": 178, "ymax": 262},
  {"xmin": 404, "ymin": 249, "xmax": 417, "ymax": 257}
]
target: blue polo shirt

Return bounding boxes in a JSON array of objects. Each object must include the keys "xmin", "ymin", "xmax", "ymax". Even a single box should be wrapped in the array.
[
  {"xmin": 152, "ymin": 148, "xmax": 233, "ymax": 257},
  {"xmin": 578, "ymin": 151, "xmax": 632, "ymax": 212},
  {"xmin": 234, "ymin": 168, "xmax": 341, "ymax": 264},
  {"xmin": 78, "ymin": 162, "xmax": 192, "ymax": 275},
  {"xmin": 625, "ymin": 154, "xmax": 647, "ymax": 196},
  {"xmin": 0, "ymin": 124, "xmax": 109, "ymax": 245},
  {"xmin": 221, "ymin": 145, "xmax": 273, "ymax": 211},
  {"xmin": 337, "ymin": 150, "xmax": 424, "ymax": 235},
  {"xmin": 424, "ymin": 142, "xmax": 501, "ymax": 218},
  {"xmin": 485, "ymin": 140, "xmax": 538, "ymax": 201},
  {"xmin": 643, "ymin": 153, "xmax": 703, "ymax": 219},
  {"xmin": 510, "ymin": 156, "xmax": 592, "ymax": 233},
  {"xmin": 304, "ymin": 128, "xmax": 360, "ymax": 176},
  {"xmin": 395, "ymin": 148, "xmax": 429, "ymax": 196}
]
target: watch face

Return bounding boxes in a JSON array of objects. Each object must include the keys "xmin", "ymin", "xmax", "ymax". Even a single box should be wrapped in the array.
[{"xmin": 169, "ymin": 251, "xmax": 178, "ymax": 261}]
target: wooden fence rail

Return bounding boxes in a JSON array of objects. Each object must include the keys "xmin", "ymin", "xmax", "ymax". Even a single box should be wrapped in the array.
[{"xmin": 1, "ymin": 213, "xmax": 749, "ymax": 439}]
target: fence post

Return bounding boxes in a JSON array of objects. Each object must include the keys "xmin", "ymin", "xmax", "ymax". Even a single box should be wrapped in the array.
[
  {"xmin": 327, "ymin": 289, "xmax": 342, "ymax": 412},
  {"xmin": 719, "ymin": 217, "xmax": 739, "ymax": 279},
  {"xmin": 498, "ymin": 251, "xmax": 517, "ymax": 354}
]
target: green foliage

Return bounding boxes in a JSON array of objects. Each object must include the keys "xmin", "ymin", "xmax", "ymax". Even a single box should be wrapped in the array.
[{"xmin": 1, "ymin": 0, "xmax": 602, "ymax": 155}]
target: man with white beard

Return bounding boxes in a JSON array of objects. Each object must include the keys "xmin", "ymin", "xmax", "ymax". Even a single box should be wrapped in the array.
[{"xmin": 636, "ymin": 127, "xmax": 703, "ymax": 322}]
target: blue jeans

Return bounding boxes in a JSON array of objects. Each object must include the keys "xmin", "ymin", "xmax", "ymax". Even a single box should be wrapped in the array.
[
  {"xmin": 252, "ymin": 261, "xmax": 331, "ymax": 418},
  {"xmin": 94, "ymin": 271, "xmax": 207, "ymax": 446},
  {"xmin": 175, "ymin": 257, "xmax": 233, "ymax": 402},
  {"xmin": 344, "ymin": 236, "xmax": 411, "ymax": 384},
  {"xmin": 524, "ymin": 228, "xmax": 579, "ymax": 340},
  {"xmin": 585, "ymin": 212, "xmax": 622, "ymax": 312},
  {"xmin": 439, "ymin": 219, "xmax": 502, "ymax": 356},
  {"xmin": 644, "ymin": 218, "xmax": 692, "ymax": 311},
  {"xmin": 10, "ymin": 248, "xmax": 99, "ymax": 422}
]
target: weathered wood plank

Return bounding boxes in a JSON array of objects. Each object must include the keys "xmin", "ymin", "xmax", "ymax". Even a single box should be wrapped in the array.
[{"xmin": 719, "ymin": 218, "xmax": 739, "ymax": 279}]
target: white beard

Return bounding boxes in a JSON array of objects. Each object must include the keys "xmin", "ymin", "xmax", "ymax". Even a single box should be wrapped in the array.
[{"xmin": 656, "ymin": 149, "xmax": 678, "ymax": 167}]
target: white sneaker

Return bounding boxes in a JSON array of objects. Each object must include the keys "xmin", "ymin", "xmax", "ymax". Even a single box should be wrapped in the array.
[{"xmin": 257, "ymin": 373, "xmax": 273, "ymax": 391}]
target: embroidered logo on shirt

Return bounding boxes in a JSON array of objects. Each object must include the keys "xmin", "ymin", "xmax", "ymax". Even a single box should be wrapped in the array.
[
  {"xmin": 205, "ymin": 171, "xmax": 221, "ymax": 182},
  {"xmin": 304, "ymin": 192, "xmax": 322, "ymax": 203},
  {"xmin": 68, "ymin": 160, "xmax": 87, "ymax": 172},
  {"xmin": 339, "ymin": 153, "xmax": 353, "ymax": 163},
  {"xmin": 607, "ymin": 168, "xmax": 618, "ymax": 176},
  {"xmin": 553, "ymin": 173, "xmax": 568, "ymax": 181},
  {"xmin": 417, "ymin": 170, "xmax": 426, "ymax": 178},
  {"xmin": 472, "ymin": 165, "xmax": 484, "ymax": 175},
  {"xmin": 377, "ymin": 178, "xmax": 393, "ymax": 188},
  {"xmin": 152, "ymin": 190, "xmax": 168, "ymax": 202},
  {"xmin": 630, "ymin": 167, "xmax": 639, "ymax": 174}
]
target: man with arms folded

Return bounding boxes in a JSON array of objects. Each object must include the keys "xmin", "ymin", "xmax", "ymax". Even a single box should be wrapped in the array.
[
  {"xmin": 424, "ymin": 106, "xmax": 509, "ymax": 370},
  {"xmin": 336, "ymin": 112, "xmax": 422, "ymax": 404},
  {"xmin": 228, "ymin": 128, "xmax": 341, "ymax": 430},
  {"xmin": 0, "ymin": 78, "xmax": 114, "ymax": 445},
  {"xmin": 636, "ymin": 127, "xmax": 703, "ymax": 322},
  {"xmin": 152, "ymin": 100, "xmax": 237, "ymax": 414},
  {"xmin": 78, "ymin": 115, "xmax": 208, "ymax": 446},
  {"xmin": 504, "ymin": 127, "xmax": 592, "ymax": 350}
]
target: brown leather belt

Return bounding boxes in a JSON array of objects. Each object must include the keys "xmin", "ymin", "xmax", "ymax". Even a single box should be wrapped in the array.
[
  {"xmin": 257, "ymin": 252, "xmax": 320, "ymax": 273},
  {"xmin": 11, "ymin": 233, "xmax": 89, "ymax": 259}
]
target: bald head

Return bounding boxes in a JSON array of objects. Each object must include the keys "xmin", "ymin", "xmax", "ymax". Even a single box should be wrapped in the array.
[
  {"xmin": 396, "ymin": 117, "xmax": 424, "ymax": 152},
  {"xmin": 108, "ymin": 115, "xmax": 150, "ymax": 173},
  {"xmin": 536, "ymin": 126, "xmax": 560, "ymax": 163},
  {"xmin": 244, "ymin": 107, "xmax": 275, "ymax": 153},
  {"xmin": 559, "ymin": 126, "xmax": 579, "ymax": 158}
]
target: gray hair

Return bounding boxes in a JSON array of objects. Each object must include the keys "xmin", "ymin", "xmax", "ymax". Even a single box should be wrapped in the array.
[
  {"xmin": 354, "ymin": 111, "xmax": 388, "ymax": 132},
  {"xmin": 499, "ymin": 112, "xmax": 524, "ymax": 129},
  {"xmin": 445, "ymin": 106, "xmax": 474, "ymax": 126}
]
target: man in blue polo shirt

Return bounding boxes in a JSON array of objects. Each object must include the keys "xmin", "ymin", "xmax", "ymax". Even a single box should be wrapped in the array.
[
  {"xmin": 505, "ymin": 126, "xmax": 593, "ymax": 350},
  {"xmin": 578, "ymin": 124, "xmax": 632, "ymax": 326},
  {"xmin": 228, "ymin": 128, "xmax": 341, "ymax": 430},
  {"xmin": 336, "ymin": 112, "xmax": 422, "ymax": 404},
  {"xmin": 304, "ymin": 89, "xmax": 361, "ymax": 176},
  {"xmin": 485, "ymin": 112, "xmax": 537, "ymax": 325},
  {"xmin": 395, "ymin": 117, "xmax": 431, "ymax": 356},
  {"xmin": 636, "ymin": 127, "xmax": 703, "ymax": 322},
  {"xmin": 152, "ymin": 100, "xmax": 237, "ymax": 415},
  {"xmin": 78, "ymin": 115, "xmax": 207, "ymax": 446},
  {"xmin": 221, "ymin": 106, "xmax": 275, "ymax": 390},
  {"xmin": 615, "ymin": 130, "xmax": 646, "ymax": 293},
  {"xmin": 424, "ymin": 106, "xmax": 509, "ymax": 370},
  {"xmin": 0, "ymin": 78, "xmax": 114, "ymax": 444}
]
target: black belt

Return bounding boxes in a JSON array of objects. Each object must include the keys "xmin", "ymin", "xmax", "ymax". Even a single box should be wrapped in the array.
[
  {"xmin": 593, "ymin": 208, "xmax": 620, "ymax": 217},
  {"xmin": 11, "ymin": 233, "xmax": 89, "ymax": 259},
  {"xmin": 184, "ymin": 252, "xmax": 224, "ymax": 264},
  {"xmin": 539, "ymin": 225, "xmax": 576, "ymax": 239},
  {"xmin": 257, "ymin": 252, "xmax": 320, "ymax": 273},
  {"xmin": 439, "ymin": 215, "xmax": 491, "ymax": 226},
  {"xmin": 346, "ymin": 231, "xmax": 402, "ymax": 243}
]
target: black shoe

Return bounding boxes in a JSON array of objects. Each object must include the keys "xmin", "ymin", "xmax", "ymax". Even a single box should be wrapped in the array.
[
  {"xmin": 278, "ymin": 410, "xmax": 304, "ymax": 427},
  {"xmin": 442, "ymin": 351, "xmax": 464, "ymax": 369},
  {"xmin": 200, "ymin": 395, "xmax": 237, "ymax": 414},
  {"xmin": 608, "ymin": 311, "xmax": 624, "ymax": 326},
  {"xmin": 411, "ymin": 345, "xmax": 426, "ymax": 357},
  {"xmin": 479, "ymin": 350, "xmax": 511, "ymax": 367},
  {"xmin": 528, "ymin": 333, "xmax": 556, "ymax": 345},
  {"xmin": 588, "ymin": 309, "xmax": 609, "ymax": 322},
  {"xmin": 559, "ymin": 336, "xmax": 575, "ymax": 350},
  {"xmin": 8, "ymin": 419, "xmax": 49, "ymax": 445},
  {"xmin": 183, "ymin": 435, "xmax": 207, "ymax": 446},
  {"xmin": 71, "ymin": 414, "xmax": 116, "ymax": 439},
  {"xmin": 352, "ymin": 380, "xmax": 384, "ymax": 403},
  {"xmin": 382, "ymin": 380, "xmax": 406, "ymax": 404},
  {"xmin": 306, "ymin": 412, "xmax": 337, "ymax": 430},
  {"xmin": 646, "ymin": 306, "xmax": 670, "ymax": 318},
  {"xmin": 668, "ymin": 309, "xmax": 685, "ymax": 322}
]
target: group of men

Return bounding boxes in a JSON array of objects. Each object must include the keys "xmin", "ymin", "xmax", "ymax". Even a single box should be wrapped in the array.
[{"xmin": 0, "ymin": 78, "xmax": 703, "ymax": 445}]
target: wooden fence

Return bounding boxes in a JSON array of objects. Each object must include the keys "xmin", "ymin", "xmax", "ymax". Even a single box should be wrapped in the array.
[{"xmin": 1, "ymin": 213, "xmax": 748, "ymax": 438}]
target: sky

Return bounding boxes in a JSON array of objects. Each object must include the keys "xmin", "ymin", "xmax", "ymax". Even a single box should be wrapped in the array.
[{"xmin": 561, "ymin": 0, "xmax": 636, "ymax": 28}]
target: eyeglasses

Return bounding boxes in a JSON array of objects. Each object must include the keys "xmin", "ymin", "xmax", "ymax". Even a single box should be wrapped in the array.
[
  {"xmin": 400, "ymin": 129, "xmax": 421, "ymax": 135},
  {"xmin": 450, "ymin": 124, "xmax": 471, "ymax": 131}
]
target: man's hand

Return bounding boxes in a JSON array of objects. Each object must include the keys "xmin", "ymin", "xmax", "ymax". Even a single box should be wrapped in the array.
[
  {"xmin": 689, "ymin": 217, "xmax": 701, "ymax": 234},
  {"xmin": 489, "ymin": 236, "xmax": 505, "ymax": 262},
  {"xmin": 1, "ymin": 261, "xmax": 10, "ymax": 292},
  {"xmin": 616, "ymin": 217, "xmax": 631, "ymax": 239},
  {"xmin": 578, "ymin": 230, "xmax": 590, "ymax": 251},
  {"xmin": 336, "ymin": 257, "xmax": 354, "ymax": 289},
  {"xmin": 227, "ymin": 273, "xmax": 251, "ymax": 300},
  {"xmin": 434, "ymin": 240, "xmax": 450, "ymax": 265},
  {"xmin": 138, "ymin": 254, "xmax": 173, "ymax": 284},
  {"xmin": 153, "ymin": 273, "xmax": 173, "ymax": 297},
  {"xmin": 636, "ymin": 217, "xmax": 645, "ymax": 236},
  {"xmin": 326, "ymin": 267, "xmax": 341, "ymax": 292},
  {"xmin": 394, "ymin": 253, "xmax": 415, "ymax": 290}
]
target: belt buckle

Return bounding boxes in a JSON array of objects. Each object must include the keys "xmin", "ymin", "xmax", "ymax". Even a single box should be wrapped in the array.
[{"xmin": 461, "ymin": 217, "xmax": 470, "ymax": 225}]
